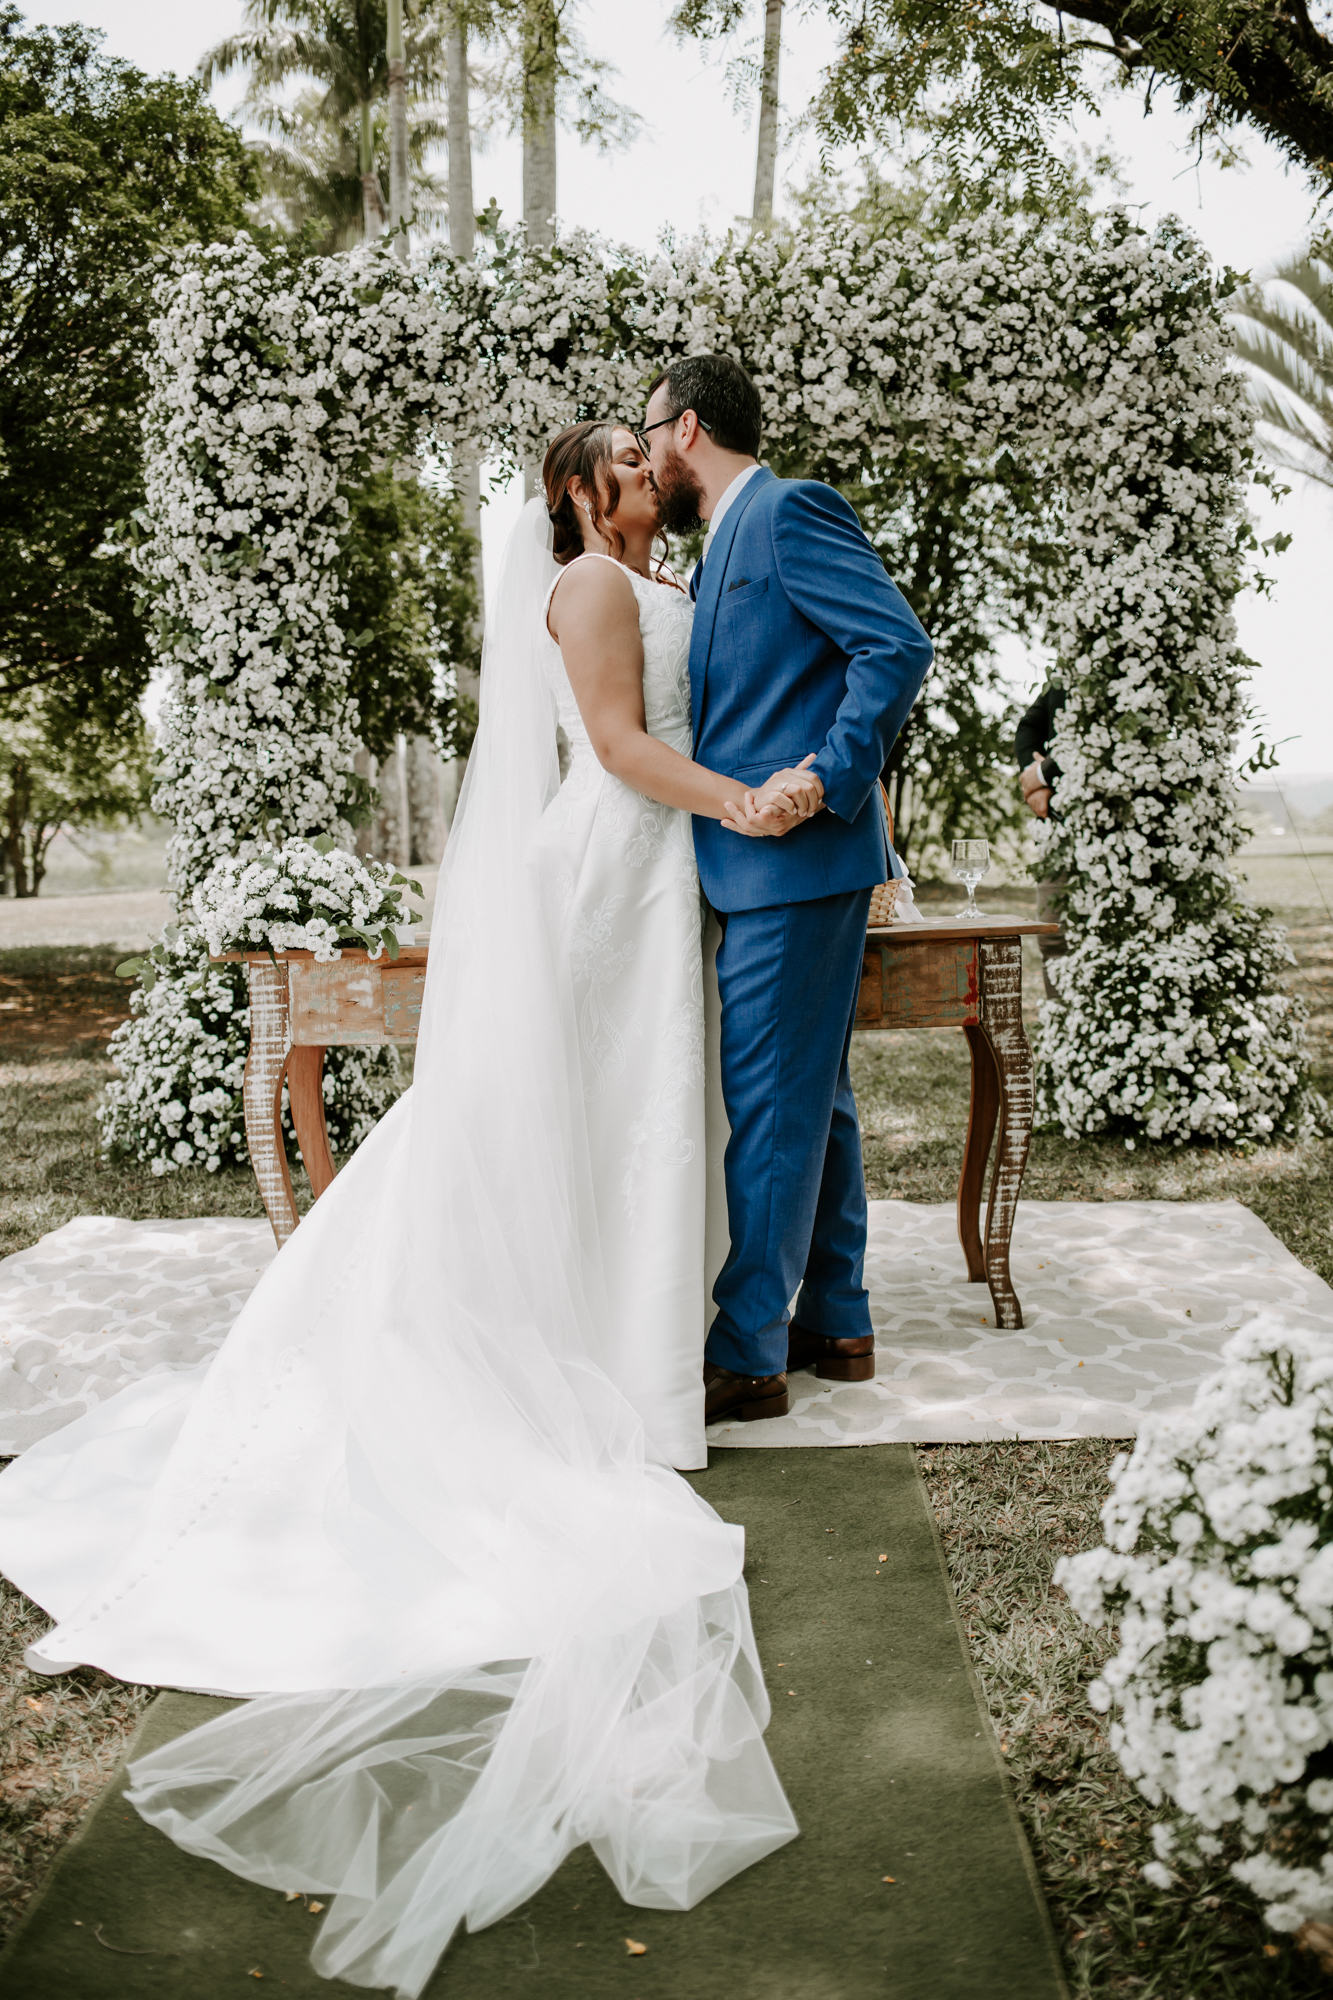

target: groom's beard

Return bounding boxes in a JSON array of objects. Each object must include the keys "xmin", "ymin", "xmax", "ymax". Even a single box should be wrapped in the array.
[{"xmin": 652, "ymin": 447, "xmax": 705, "ymax": 536}]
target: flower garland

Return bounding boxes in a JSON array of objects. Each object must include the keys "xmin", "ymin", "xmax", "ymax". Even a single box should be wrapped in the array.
[
  {"xmin": 1057, "ymin": 1320, "xmax": 1333, "ymax": 1935},
  {"xmin": 108, "ymin": 210, "xmax": 1309, "ymax": 1167}
]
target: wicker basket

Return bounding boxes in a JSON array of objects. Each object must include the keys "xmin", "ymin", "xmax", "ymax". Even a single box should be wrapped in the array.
[
  {"xmin": 867, "ymin": 876, "xmax": 903, "ymax": 926},
  {"xmin": 868, "ymin": 782, "xmax": 903, "ymax": 928}
]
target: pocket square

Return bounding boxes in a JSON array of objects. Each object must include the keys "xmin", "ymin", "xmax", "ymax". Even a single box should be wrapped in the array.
[{"xmin": 727, "ymin": 577, "xmax": 751, "ymax": 592}]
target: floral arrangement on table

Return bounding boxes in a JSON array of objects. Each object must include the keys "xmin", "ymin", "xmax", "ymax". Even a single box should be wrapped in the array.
[
  {"xmin": 101, "ymin": 838, "xmax": 418, "ymax": 1178},
  {"xmin": 189, "ymin": 835, "xmax": 422, "ymax": 964},
  {"xmin": 101, "ymin": 206, "xmax": 1313, "ymax": 1167},
  {"xmin": 1057, "ymin": 1319, "xmax": 1333, "ymax": 1943}
]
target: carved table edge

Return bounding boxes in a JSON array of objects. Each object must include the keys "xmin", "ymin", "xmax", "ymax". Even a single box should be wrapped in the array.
[{"xmin": 210, "ymin": 946, "xmax": 430, "ymax": 965}]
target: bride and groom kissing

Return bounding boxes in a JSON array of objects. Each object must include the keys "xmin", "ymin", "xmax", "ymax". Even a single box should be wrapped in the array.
[{"xmin": 0, "ymin": 354, "xmax": 933, "ymax": 1994}]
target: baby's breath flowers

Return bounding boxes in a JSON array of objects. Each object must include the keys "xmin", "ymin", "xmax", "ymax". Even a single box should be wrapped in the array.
[
  {"xmin": 190, "ymin": 836, "xmax": 422, "ymax": 963},
  {"xmin": 1058, "ymin": 1320, "xmax": 1333, "ymax": 1935}
]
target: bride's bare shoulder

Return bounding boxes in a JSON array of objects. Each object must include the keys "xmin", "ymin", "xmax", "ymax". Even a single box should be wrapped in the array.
[{"xmin": 546, "ymin": 555, "xmax": 639, "ymax": 641}]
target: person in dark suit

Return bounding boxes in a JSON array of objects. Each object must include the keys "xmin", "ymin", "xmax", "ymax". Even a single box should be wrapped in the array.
[
  {"xmin": 1014, "ymin": 684, "xmax": 1068, "ymax": 999},
  {"xmin": 636, "ymin": 355, "xmax": 933, "ymax": 1426}
]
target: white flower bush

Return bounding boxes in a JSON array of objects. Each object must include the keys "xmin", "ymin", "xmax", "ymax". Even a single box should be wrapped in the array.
[
  {"xmin": 108, "ymin": 206, "xmax": 1310, "ymax": 1162},
  {"xmin": 99, "ymin": 927, "xmax": 400, "ymax": 1176},
  {"xmin": 1057, "ymin": 1320, "xmax": 1333, "ymax": 1934},
  {"xmin": 191, "ymin": 836, "xmax": 422, "ymax": 963}
]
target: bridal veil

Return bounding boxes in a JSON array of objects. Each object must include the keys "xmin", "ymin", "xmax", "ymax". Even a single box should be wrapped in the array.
[{"xmin": 0, "ymin": 501, "xmax": 796, "ymax": 1994}]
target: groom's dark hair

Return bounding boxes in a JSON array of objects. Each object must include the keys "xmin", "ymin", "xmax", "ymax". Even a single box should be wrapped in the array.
[{"xmin": 646, "ymin": 355, "xmax": 762, "ymax": 458}]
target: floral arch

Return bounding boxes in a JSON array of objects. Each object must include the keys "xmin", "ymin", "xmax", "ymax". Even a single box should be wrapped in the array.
[{"xmin": 102, "ymin": 212, "xmax": 1311, "ymax": 1171}]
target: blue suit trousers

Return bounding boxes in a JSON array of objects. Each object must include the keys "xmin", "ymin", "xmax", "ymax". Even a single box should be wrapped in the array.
[{"xmin": 706, "ymin": 888, "xmax": 873, "ymax": 1378}]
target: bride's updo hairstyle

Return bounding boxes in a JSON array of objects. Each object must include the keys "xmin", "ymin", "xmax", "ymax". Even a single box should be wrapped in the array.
[{"xmin": 543, "ymin": 421, "xmax": 624, "ymax": 568}]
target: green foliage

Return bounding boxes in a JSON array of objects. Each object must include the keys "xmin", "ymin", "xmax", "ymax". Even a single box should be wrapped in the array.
[
  {"xmin": 484, "ymin": 0, "xmax": 641, "ymax": 154},
  {"xmin": 789, "ymin": 0, "xmax": 1333, "ymax": 200},
  {"xmin": 783, "ymin": 162, "xmax": 1079, "ymax": 869},
  {"xmin": 853, "ymin": 464, "xmax": 1060, "ymax": 870},
  {"xmin": 0, "ymin": 690, "xmax": 152, "ymax": 898},
  {"xmin": 1229, "ymin": 242, "xmax": 1333, "ymax": 493},
  {"xmin": 340, "ymin": 469, "xmax": 481, "ymax": 763},
  {"xmin": 0, "ymin": 9, "xmax": 257, "ymax": 719}
]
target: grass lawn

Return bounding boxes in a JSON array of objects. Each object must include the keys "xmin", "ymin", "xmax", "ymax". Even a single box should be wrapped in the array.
[{"xmin": 0, "ymin": 912, "xmax": 1329, "ymax": 1989}]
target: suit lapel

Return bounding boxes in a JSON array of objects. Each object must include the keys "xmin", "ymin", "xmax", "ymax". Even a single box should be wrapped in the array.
[{"xmin": 690, "ymin": 467, "xmax": 773, "ymax": 743}]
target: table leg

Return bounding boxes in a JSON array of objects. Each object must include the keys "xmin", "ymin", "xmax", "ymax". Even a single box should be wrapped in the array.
[
  {"xmin": 287, "ymin": 1045, "xmax": 336, "ymax": 1200},
  {"xmin": 243, "ymin": 958, "xmax": 299, "ymax": 1248},
  {"xmin": 978, "ymin": 938, "xmax": 1033, "ymax": 1331},
  {"xmin": 957, "ymin": 1023, "xmax": 999, "ymax": 1284}
]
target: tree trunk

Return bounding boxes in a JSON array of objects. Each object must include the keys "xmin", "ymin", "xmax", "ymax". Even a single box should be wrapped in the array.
[
  {"xmin": 522, "ymin": 0, "xmax": 558, "ymax": 498},
  {"xmin": 752, "ymin": 0, "xmax": 782, "ymax": 224},
  {"xmin": 521, "ymin": 0, "xmax": 558, "ymax": 250},
  {"xmin": 394, "ymin": 732, "xmax": 412, "ymax": 871},
  {"xmin": 360, "ymin": 102, "xmax": 386, "ymax": 240},
  {"xmin": 29, "ymin": 820, "xmax": 57, "ymax": 897},
  {"xmin": 446, "ymin": 9, "xmax": 475, "ymax": 263},
  {"xmin": 5, "ymin": 758, "xmax": 31, "ymax": 897},
  {"xmin": 447, "ymin": 3, "xmax": 484, "ymax": 724},
  {"xmin": 386, "ymin": 0, "xmax": 410, "ymax": 261}
]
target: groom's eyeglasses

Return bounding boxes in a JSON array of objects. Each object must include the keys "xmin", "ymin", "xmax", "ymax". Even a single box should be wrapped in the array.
[{"xmin": 632, "ymin": 412, "xmax": 713, "ymax": 456}]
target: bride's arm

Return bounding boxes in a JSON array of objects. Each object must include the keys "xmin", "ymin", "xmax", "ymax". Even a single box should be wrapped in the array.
[{"xmin": 548, "ymin": 560, "xmax": 798, "ymax": 831}]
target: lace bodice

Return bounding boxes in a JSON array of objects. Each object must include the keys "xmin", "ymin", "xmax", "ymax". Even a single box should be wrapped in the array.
[{"xmin": 543, "ymin": 555, "xmax": 694, "ymax": 758}]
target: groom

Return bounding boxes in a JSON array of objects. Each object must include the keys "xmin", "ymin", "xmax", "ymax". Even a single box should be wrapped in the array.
[{"xmin": 637, "ymin": 355, "xmax": 933, "ymax": 1425}]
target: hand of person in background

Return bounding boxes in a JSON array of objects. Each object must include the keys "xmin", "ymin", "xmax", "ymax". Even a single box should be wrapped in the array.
[{"xmin": 1020, "ymin": 754, "xmax": 1053, "ymax": 820}]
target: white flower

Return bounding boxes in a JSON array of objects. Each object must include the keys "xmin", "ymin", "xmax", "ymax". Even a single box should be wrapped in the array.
[{"xmin": 1061, "ymin": 1317, "xmax": 1333, "ymax": 1932}]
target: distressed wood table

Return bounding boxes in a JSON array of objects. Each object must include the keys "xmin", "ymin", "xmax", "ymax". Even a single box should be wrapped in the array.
[
  {"xmin": 220, "ymin": 947, "xmax": 429, "ymax": 1246},
  {"xmin": 857, "ymin": 919, "xmax": 1059, "ymax": 1331}
]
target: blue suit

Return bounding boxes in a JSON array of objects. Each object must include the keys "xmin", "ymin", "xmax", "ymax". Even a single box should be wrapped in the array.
[{"xmin": 690, "ymin": 468, "xmax": 932, "ymax": 1377}]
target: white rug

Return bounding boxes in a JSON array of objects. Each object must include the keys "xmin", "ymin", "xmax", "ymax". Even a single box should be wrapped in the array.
[
  {"xmin": 0, "ymin": 1217, "xmax": 274, "ymax": 1453},
  {"xmin": 0, "ymin": 1202, "xmax": 1329, "ymax": 1455},
  {"xmin": 709, "ymin": 1198, "xmax": 1333, "ymax": 1448}
]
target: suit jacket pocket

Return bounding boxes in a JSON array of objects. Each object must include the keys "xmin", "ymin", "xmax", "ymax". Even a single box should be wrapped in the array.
[{"xmin": 719, "ymin": 573, "xmax": 770, "ymax": 606}]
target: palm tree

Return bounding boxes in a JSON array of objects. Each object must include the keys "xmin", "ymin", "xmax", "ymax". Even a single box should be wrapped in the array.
[
  {"xmin": 520, "ymin": 0, "xmax": 558, "ymax": 251},
  {"xmin": 752, "ymin": 0, "xmax": 782, "ymax": 223},
  {"xmin": 1229, "ymin": 245, "xmax": 1333, "ymax": 493},
  {"xmin": 672, "ymin": 0, "xmax": 785, "ymax": 226},
  {"xmin": 201, "ymin": 0, "xmax": 449, "ymax": 246},
  {"xmin": 245, "ymin": 87, "xmax": 447, "ymax": 249}
]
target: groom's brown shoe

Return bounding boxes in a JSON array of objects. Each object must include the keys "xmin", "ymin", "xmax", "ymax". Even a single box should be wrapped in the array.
[
  {"xmin": 704, "ymin": 1363, "xmax": 790, "ymax": 1424},
  {"xmin": 787, "ymin": 1321, "xmax": 875, "ymax": 1382}
]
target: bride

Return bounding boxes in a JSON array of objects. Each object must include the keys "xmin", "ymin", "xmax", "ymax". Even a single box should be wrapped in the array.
[{"xmin": 0, "ymin": 423, "xmax": 810, "ymax": 1995}]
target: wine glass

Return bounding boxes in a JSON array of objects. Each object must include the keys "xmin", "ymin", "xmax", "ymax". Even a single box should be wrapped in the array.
[{"xmin": 952, "ymin": 838, "xmax": 990, "ymax": 921}]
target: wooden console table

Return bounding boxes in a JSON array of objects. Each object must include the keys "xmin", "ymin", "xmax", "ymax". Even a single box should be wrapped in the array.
[
  {"xmin": 857, "ymin": 919, "xmax": 1058, "ymax": 1332},
  {"xmin": 231, "ymin": 923, "xmax": 1056, "ymax": 1323},
  {"xmin": 221, "ymin": 948, "xmax": 429, "ymax": 1246}
]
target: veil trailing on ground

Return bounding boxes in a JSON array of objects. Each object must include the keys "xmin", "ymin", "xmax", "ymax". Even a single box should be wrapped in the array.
[{"xmin": 65, "ymin": 498, "xmax": 799, "ymax": 1995}]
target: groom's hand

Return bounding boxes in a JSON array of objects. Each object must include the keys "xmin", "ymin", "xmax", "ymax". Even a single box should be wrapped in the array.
[{"xmin": 747, "ymin": 756, "xmax": 825, "ymax": 835}]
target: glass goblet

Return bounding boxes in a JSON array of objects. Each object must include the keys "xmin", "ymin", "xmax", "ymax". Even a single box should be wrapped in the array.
[{"xmin": 952, "ymin": 838, "xmax": 990, "ymax": 921}]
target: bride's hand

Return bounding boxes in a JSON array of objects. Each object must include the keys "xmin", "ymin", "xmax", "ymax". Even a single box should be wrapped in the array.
[
  {"xmin": 720, "ymin": 794, "xmax": 773, "ymax": 836},
  {"xmin": 720, "ymin": 789, "xmax": 804, "ymax": 837}
]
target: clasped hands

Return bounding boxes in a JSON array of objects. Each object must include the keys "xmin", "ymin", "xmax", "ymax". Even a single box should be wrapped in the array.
[
  {"xmin": 721, "ymin": 754, "xmax": 825, "ymax": 839},
  {"xmin": 1020, "ymin": 754, "xmax": 1052, "ymax": 821}
]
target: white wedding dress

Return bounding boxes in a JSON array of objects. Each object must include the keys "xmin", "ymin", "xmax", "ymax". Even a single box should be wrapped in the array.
[
  {"xmin": 0, "ymin": 503, "xmax": 796, "ymax": 1996},
  {"xmin": 534, "ymin": 550, "xmax": 727, "ymax": 1473}
]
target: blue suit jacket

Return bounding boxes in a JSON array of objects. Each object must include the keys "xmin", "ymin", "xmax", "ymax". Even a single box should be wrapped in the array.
[{"xmin": 688, "ymin": 468, "xmax": 933, "ymax": 912}]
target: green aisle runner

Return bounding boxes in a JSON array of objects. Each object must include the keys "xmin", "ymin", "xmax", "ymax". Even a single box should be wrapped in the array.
[{"xmin": 0, "ymin": 1446, "xmax": 1067, "ymax": 1999}]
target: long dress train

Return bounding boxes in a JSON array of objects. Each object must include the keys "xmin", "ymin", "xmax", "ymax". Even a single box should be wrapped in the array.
[{"xmin": 0, "ymin": 502, "xmax": 796, "ymax": 1996}]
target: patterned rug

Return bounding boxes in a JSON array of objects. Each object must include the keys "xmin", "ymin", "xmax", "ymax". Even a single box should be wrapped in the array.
[
  {"xmin": 710, "ymin": 1197, "xmax": 1333, "ymax": 1449},
  {"xmin": 0, "ymin": 1201, "xmax": 1328, "ymax": 1455}
]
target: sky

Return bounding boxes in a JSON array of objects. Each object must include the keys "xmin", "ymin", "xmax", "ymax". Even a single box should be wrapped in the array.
[{"xmin": 29, "ymin": 0, "xmax": 1333, "ymax": 776}]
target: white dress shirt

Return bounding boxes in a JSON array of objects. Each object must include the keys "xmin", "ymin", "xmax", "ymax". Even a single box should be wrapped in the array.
[{"xmin": 695, "ymin": 463, "xmax": 762, "ymax": 586}]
